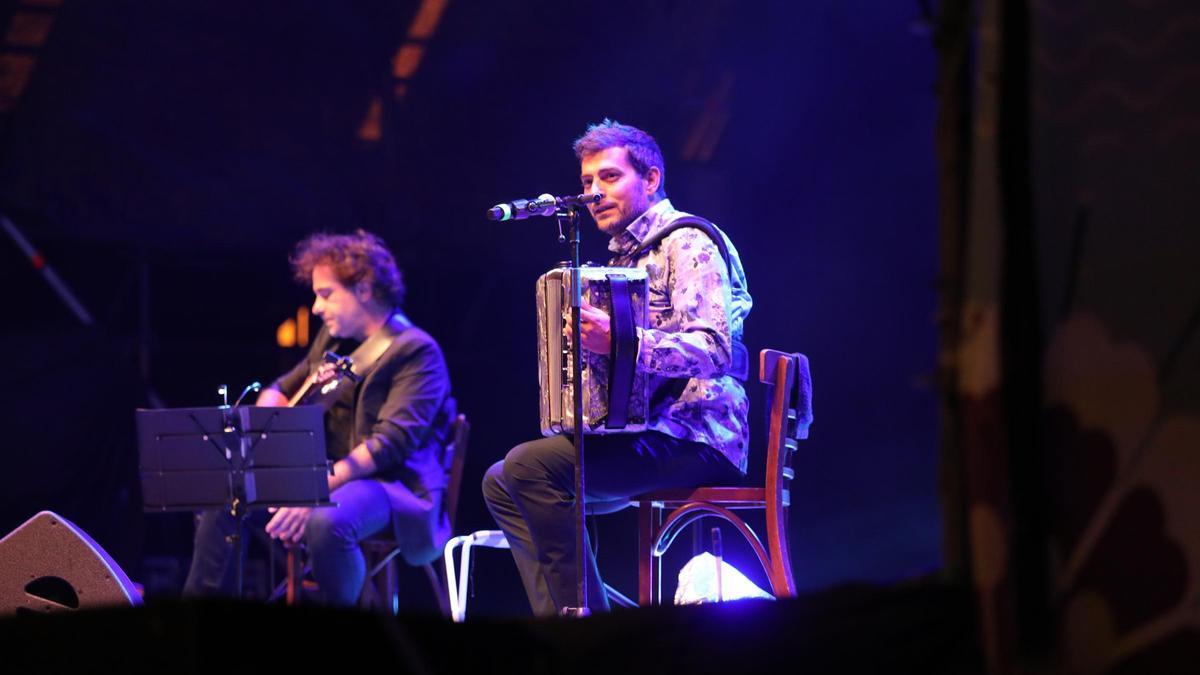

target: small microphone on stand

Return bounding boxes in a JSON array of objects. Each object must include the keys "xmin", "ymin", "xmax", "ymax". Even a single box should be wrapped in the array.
[
  {"xmin": 486, "ymin": 193, "xmax": 603, "ymax": 221},
  {"xmin": 233, "ymin": 381, "xmax": 262, "ymax": 407}
]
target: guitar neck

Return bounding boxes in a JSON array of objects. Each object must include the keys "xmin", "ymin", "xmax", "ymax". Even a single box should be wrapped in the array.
[
  {"xmin": 287, "ymin": 371, "xmax": 321, "ymax": 408},
  {"xmin": 287, "ymin": 351, "xmax": 357, "ymax": 408}
]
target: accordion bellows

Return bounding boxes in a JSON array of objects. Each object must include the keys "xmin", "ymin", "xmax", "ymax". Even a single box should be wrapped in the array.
[{"xmin": 537, "ymin": 265, "xmax": 650, "ymax": 436}]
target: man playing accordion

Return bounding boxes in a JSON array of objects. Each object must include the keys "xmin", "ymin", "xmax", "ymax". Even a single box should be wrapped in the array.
[{"xmin": 483, "ymin": 119, "xmax": 753, "ymax": 616}]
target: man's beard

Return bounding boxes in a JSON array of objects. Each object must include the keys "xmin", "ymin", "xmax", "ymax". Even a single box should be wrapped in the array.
[{"xmin": 601, "ymin": 205, "xmax": 646, "ymax": 236}]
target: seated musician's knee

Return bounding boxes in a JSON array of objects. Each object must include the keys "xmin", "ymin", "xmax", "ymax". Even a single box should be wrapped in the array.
[
  {"xmin": 500, "ymin": 440, "xmax": 548, "ymax": 487},
  {"xmin": 305, "ymin": 508, "xmax": 356, "ymax": 548},
  {"xmin": 481, "ymin": 460, "xmax": 507, "ymax": 503}
]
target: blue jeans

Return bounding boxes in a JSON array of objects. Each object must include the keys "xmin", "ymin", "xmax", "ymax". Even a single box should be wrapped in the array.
[{"xmin": 183, "ymin": 479, "xmax": 392, "ymax": 606}]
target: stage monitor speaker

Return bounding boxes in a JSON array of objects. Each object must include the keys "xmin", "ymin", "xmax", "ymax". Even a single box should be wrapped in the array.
[{"xmin": 0, "ymin": 510, "xmax": 142, "ymax": 615}]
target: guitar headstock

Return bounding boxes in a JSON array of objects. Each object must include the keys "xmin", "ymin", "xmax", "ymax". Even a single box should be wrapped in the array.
[{"xmin": 311, "ymin": 352, "xmax": 360, "ymax": 396}]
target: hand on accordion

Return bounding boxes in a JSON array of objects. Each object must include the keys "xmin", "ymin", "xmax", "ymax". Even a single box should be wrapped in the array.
[{"xmin": 565, "ymin": 300, "xmax": 612, "ymax": 354}]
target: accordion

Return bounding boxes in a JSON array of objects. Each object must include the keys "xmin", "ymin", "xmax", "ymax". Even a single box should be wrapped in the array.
[{"xmin": 536, "ymin": 265, "xmax": 650, "ymax": 436}]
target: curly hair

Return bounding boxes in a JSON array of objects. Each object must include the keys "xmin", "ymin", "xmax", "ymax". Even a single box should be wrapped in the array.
[
  {"xmin": 572, "ymin": 118, "xmax": 667, "ymax": 199},
  {"xmin": 290, "ymin": 229, "xmax": 405, "ymax": 307}
]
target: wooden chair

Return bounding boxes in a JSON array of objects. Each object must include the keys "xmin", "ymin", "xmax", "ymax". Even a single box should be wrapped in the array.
[
  {"xmin": 283, "ymin": 409, "xmax": 470, "ymax": 614},
  {"xmin": 633, "ymin": 349, "xmax": 812, "ymax": 605}
]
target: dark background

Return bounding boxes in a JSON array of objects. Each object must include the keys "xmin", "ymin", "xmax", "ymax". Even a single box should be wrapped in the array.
[{"xmin": 0, "ymin": 0, "xmax": 941, "ymax": 616}]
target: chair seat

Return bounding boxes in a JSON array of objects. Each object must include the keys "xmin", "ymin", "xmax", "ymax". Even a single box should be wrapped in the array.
[
  {"xmin": 360, "ymin": 534, "xmax": 400, "ymax": 556},
  {"xmin": 633, "ymin": 486, "xmax": 767, "ymax": 508}
]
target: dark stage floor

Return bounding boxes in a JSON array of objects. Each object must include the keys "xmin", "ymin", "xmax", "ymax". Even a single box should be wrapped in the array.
[{"xmin": 1, "ymin": 581, "xmax": 979, "ymax": 674}]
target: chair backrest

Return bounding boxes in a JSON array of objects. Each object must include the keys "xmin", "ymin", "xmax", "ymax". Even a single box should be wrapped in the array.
[
  {"xmin": 442, "ymin": 412, "xmax": 471, "ymax": 531},
  {"xmin": 760, "ymin": 350, "xmax": 812, "ymax": 509}
]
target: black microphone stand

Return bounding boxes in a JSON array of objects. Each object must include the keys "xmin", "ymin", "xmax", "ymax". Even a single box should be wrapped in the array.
[
  {"xmin": 557, "ymin": 203, "xmax": 590, "ymax": 618},
  {"xmin": 492, "ymin": 192, "xmax": 600, "ymax": 616}
]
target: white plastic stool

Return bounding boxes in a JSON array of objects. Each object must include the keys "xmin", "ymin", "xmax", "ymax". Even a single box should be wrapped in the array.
[
  {"xmin": 443, "ymin": 529, "xmax": 509, "ymax": 622},
  {"xmin": 442, "ymin": 528, "xmax": 640, "ymax": 619}
]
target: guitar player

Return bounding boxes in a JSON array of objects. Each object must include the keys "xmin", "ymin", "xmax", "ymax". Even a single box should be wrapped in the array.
[{"xmin": 183, "ymin": 229, "xmax": 455, "ymax": 606}]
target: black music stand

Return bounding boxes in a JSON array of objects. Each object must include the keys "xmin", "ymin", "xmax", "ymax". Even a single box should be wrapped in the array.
[{"xmin": 136, "ymin": 405, "xmax": 332, "ymax": 598}]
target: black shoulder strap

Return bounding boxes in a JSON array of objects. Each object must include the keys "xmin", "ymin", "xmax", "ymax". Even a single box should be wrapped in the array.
[
  {"xmin": 629, "ymin": 216, "xmax": 749, "ymax": 382},
  {"xmin": 631, "ymin": 215, "xmax": 732, "ymax": 273},
  {"xmin": 347, "ymin": 311, "xmax": 411, "ymax": 378}
]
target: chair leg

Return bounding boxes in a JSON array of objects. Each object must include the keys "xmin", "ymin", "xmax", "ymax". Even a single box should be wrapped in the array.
[
  {"xmin": 423, "ymin": 562, "xmax": 450, "ymax": 617},
  {"xmin": 765, "ymin": 504, "xmax": 796, "ymax": 597},
  {"xmin": 355, "ymin": 544, "xmax": 406, "ymax": 613},
  {"xmin": 358, "ymin": 572, "xmax": 383, "ymax": 609},
  {"xmin": 385, "ymin": 559, "xmax": 399, "ymax": 613},
  {"xmin": 367, "ymin": 555, "xmax": 399, "ymax": 614},
  {"xmin": 443, "ymin": 536, "xmax": 465, "ymax": 621},
  {"xmin": 637, "ymin": 501, "xmax": 660, "ymax": 606},
  {"xmin": 286, "ymin": 548, "xmax": 302, "ymax": 605}
]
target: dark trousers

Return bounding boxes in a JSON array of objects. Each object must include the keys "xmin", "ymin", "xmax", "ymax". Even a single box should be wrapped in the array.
[{"xmin": 481, "ymin": 432, "xmax": 742, "ymax": 617}]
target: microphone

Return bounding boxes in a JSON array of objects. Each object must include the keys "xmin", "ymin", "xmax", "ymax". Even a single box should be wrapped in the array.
[
  {"xmin": 486, "ymin": 193, "xmax": 603, "ymax": 221},
  {"xmin": 233, "ymin": 381, "xmax": 262, "ymax": 407}
]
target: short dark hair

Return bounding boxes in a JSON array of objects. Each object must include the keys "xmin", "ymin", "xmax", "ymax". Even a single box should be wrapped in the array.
[
  {"xmin": 290, "ymin": 229, "xmax": 405, "ymax": 307},
  {"xmin": 573, "ymin": 119, "xmax": 667, "ymax": 199}
]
